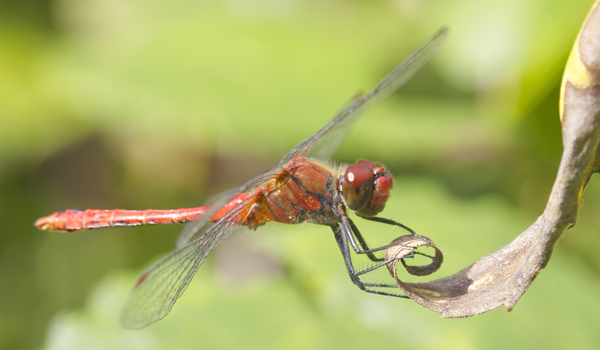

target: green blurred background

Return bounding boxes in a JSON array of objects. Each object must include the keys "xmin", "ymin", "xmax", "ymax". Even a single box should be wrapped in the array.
[{"xmin": 2, "ymin": 0, "xmax": 600, "ymax": 349}]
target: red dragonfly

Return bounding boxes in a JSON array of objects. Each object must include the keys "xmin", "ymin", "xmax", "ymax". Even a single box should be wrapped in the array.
[{"xmin": 35, "ymin": 28, "xmax": 447, "ymax": 329}]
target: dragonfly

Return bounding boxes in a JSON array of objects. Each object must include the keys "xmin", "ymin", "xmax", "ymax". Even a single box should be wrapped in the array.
[{"xmin": 35, "ymin": 28, "xmax": 447, "ymax": 329}]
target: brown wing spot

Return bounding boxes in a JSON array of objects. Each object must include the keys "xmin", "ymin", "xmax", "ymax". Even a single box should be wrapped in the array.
[{"xmin": 135, "ymin": 271, "xmax": 150, "ymax": 288}]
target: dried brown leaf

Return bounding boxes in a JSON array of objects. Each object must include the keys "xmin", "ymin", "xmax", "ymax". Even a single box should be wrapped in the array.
[
  {"xmin": 387, "ymin": 0, "xmax": 600, "ymax": 317},
  {"xmin": 384, "ymin": 235, "xmax": 443, "ymax": 277}
]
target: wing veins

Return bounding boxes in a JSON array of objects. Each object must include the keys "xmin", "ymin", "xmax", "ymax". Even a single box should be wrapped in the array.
[
  {"xmin": 122, "ymin": 194, "xmax": 259, "ymax": 328},
  {"xmin": 279, "ymin": 27, "xmax": 448, "ymax": 165}
]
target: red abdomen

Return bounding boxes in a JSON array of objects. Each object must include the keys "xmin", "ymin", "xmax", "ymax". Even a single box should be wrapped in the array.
[{"xmin": 34, "ymin": 158, "xmax": 338, "ymax": 232}]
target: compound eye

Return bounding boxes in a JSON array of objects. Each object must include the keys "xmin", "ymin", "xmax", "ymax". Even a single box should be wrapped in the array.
[{"xmin": 342, "ymin": 164, "xmax": 374, "ymax": 211}]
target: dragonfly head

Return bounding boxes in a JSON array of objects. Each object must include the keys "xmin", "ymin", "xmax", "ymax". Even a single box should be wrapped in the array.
[{"xmin": 341, "ymin": 160, "xmax": 392, "ymax": 217}]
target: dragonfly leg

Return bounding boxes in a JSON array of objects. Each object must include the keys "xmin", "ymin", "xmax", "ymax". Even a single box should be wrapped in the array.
[
  {"xmin": 358, "ymin": 215, "xmax": 416, "ymax": 235},
  {"xmin": 341, "ymin": 215, "xmax": 416, "ymax": 259},
  {"xmin": 347, "ymin": 218, "xmax": 384, "ymax": 262},
  {"xmin": 332, "ymin": 225, "xmax": 408, "ymax": 298},
  {"xmin": 364, "ymin": 283, "xmax": 400, "ymax": 288},
  {"xmin": 357, "ymin": 216, "xmax": 434, "ymax": 260}
]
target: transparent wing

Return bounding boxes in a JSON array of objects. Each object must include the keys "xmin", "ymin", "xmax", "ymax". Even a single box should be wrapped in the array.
[
  {"xmin": 121, "ymin": 194, "xmax": 257, "ymax": 329},
  {"xmin": 279, "ymin": 28, "xmax": 447, "ymax": 166},
  {"xmin": 176, "ymin": 166, "xmax": 284, "ymax": 248},
  {"xmin": 179, "ymin": 28, "xmax": 447, "ymax": 247},
  {"xmin": 175, "ymin": 187, "xmax": 241, "ymax": 249}
]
